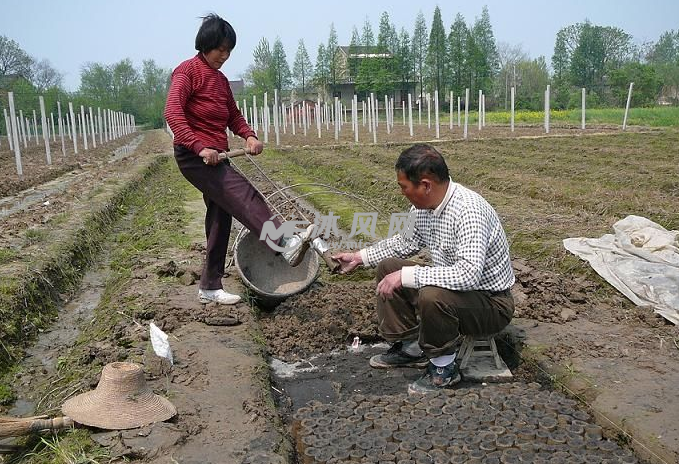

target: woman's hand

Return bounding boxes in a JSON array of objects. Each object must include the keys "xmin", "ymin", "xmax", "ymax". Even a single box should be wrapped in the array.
[
  {"xmin": 199, "ymin": 148, "xmax": 220, "ymax": 166},
  {"xmin": 331, "ymin": 251, "xmax": 363, "ymax": 275},
  {"xmin": 246, "ymin": 136, "xmax": 263, "ymax": 155}
]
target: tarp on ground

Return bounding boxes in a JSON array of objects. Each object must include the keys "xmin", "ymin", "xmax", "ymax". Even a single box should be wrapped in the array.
[{"xmin": 563, "ymin": 215, "xmax": 679, "ymax": 325}]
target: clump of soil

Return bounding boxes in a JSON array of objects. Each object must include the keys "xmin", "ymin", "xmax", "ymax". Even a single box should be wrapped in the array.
[
  {"xmin": 261, "ymin": 281, "xmax": 379, "ymax": 361},
  {"xmin": 511, "ymin": 258, "xmax": 598, "ymax": 323}
]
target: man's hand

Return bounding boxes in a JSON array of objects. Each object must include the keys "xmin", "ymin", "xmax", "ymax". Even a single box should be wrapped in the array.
[
  {"xmin": 199, "ymin": 147, "xmax": 220, "ymax": 166},
  {"xmin": 332, "ymin": 251, "xmax": 363, "ymax": 274},
  {"xmin": 246, "ymin": 136, "xmax": 263, "ymax": 155},
  {"xmin": 376, "ymin": 270, "xmax": 402, "ymax": 299}
]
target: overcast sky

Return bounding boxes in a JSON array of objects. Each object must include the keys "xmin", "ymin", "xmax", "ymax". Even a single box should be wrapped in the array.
[{"xmin": 2, "ymin": 0, "xmax": 677, "ymax": 91}]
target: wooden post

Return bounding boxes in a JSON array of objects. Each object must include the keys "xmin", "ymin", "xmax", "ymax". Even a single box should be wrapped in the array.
[
  {"xmin": 68, "ymin": 102, "xmax": 78, "ymax": 154},
  {"xmin": 581, "ymin": 88, "xmax": 586, "ymax": 130},
  {"xmin": 39, "ymin": 96, "xmax": 52, "ymax": 165},
  {"xmin": 622, "ymin": 82, "xmax": 634, "ymax": 131},
  {"xmin": 510, "ymin": 86, "xmax": 515, "ymax": 132},
  {"xmin": 7, "ymin": 92, "xmax": 23, "ymax": 178}
]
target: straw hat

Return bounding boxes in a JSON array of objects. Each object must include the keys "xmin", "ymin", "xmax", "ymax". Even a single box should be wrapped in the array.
[{"xmin": 62, "ymin": 362, "xmax": 176, "ymax": 430}]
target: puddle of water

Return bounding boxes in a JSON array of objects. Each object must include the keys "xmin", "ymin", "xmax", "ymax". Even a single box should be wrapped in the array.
[
  {"xmin": 8, "ymin": 266, "xmax": 108, "ymax": 417},
  {"xmin": 111, "ymin": 135, "xmax": 143, "ymax": 162}
]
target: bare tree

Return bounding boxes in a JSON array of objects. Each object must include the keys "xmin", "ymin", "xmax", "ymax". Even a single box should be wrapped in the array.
[{"xmin": 31, "ymin": 58, "xmax": 63, "ymax": 91}]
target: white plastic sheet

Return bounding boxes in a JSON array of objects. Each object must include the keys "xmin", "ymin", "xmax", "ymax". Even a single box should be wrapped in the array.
[
  {"xmin": 150, "ymin": 322, "xmax": 174, "ymax": 365},
  {"xmin": 563, "ymin": 215, "xmax": 679, "ymax": 325}
]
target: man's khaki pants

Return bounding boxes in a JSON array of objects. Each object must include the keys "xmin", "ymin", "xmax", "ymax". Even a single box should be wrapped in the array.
[{"xmin": 376, "ymin": 258, "xmax": 515, "ymax": 358}]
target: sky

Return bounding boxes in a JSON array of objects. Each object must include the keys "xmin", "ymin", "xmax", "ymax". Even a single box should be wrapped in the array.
[{"xmin": 1, "ymin": 0, "xmax": 677, "ymax": 91}]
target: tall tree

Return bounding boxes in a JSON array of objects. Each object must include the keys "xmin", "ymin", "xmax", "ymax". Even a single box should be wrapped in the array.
[
  {"xmin": 292, "ymin": 39, "xmax": 313, "ymax": 93},
  {"xmin": 327, "ymin": 24, "xmax": 339, "ymax": 91},
  {"xmin": 411, "ymin": 11, "xmax": 428, "ymax": 101},
  {"xmin": 377, "ymin": 12, "xmax": 396, "ymax": 51},
  {"xmin": 647, "ymin": 30, "xmax": 679, "ymax": 102},
  {"xmin": 425, "ymin": 6, "xmax": 447, "ymax": 94},
  {"xmin": 271, "ymin": 37, "xmax": 292, "ymax": 90},
  {"xmin": 448, "ymin": 13, "xmax": 469, "ymax": 98},
  {"xmin": 313, "ymin": 43, "xmax": 329, "ymax": 92},
  {"xmin": 570, "ymin": 21, "xmax": 632, "ymax": 98},
  {"xmin": 246, "ymin": 37, "xmax": 275, "ymax": 92},
  {"xmin": 396, "ymin": 28, "xmax": 413, "ymax": 95},
  {"xmin": 348, "ymin": 26, "xmax": 361, "ymax": 81},
  {"xmin": 469, "ymin": 6, "xmax": 499, "ymax": 102},
  {"xmin": 140, "ymin": 59, "xmax": 170, "ymax": 127},
  {"xmin": 0, "ymin": 35, "xmax": 33, "ymax": 79},
  {"xmin": 79, "ymin": 62, "xmax": 114, "ymax": 104},
  {"xmin": 112, "ymin": 58, "xmax": 140, "ymax": 114},
  {"xmin": 362, "ymin": 17, "xmax": 375, "ymax": 48},
  {"xmin": 514, "ymin": 57, "xmax": 550, "ymax": 110}
]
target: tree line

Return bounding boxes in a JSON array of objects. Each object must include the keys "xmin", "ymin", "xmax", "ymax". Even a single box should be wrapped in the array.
[
  {"xmin": 0, "ymin": 35, "xmax": 170, "ymax": 135},
  {"xmin": 243, "ymin": 7, "xmax": 678, "ymax": 110}
]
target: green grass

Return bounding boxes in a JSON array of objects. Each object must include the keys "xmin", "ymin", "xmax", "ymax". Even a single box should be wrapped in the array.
[
  {"xmin": 483, "ymin": 106, "xmax": 679, "ymax": 127},
  {"xmin": 0, "ymin": 248, "xmax": 17, "ymax": 265}
]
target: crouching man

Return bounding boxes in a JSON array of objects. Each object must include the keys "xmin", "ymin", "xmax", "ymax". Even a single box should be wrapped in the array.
[{"xmin": 333, "ymin": 143, "xmax": 515, "ymax": 394}]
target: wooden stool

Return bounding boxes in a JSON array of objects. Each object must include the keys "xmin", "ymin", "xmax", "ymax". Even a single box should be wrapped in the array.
[{"xmin": 458, "ymin": 334, "xmax": 504, "ymax": 370}]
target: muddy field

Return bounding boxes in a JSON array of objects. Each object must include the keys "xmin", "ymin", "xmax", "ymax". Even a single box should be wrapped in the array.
[{"xmin": 0, "ymin": 124, "xmax": 677, "ymax": 463}]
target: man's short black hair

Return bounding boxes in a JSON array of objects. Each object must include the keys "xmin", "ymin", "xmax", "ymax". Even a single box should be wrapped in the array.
[
  {"xmin": 395, "ymin": 144, "xmax": 450, "ymax": 184},
  {"xmin": 195, "ymin": 14, "xmax": 236, "ymax": 53}
]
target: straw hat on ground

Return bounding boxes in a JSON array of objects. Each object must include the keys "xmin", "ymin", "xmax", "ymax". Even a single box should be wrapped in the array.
[{"xmin": 62, "ymin": 362, "xmax": 176, "ymax": 430}]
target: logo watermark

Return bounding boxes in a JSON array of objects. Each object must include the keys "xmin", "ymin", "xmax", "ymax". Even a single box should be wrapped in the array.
[{"xmin": 259, "ymin": 211, "xmax": 416, "ymax": 252}]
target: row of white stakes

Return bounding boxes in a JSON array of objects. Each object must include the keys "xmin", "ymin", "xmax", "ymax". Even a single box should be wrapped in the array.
[
  {"xmin": 227, "ymin": 82, "xmax": 635, "ymax": 145},
  {"xmin": 3, "ymin": 92, "xmax": 136, "ymax": 178}
]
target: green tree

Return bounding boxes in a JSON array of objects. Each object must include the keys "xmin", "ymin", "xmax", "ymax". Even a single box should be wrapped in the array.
[
  {"xmin": 469, "ymin": 6, "xmax": 498, "ymax": 104},
  {"xmin": 112, "ymin": 58, "xmax": 140, "ymax": 115},
  {"xmin": 313, "ymin": 43, "xmax": 329, "ymax": 91},
  {"xmin": 327, "ymin": 24, "xmax": 339, "ymax": 92},
  {"xmin": 396, "ymin": 28, "xmax": 413, "ymax": 96},
  {"xmin": 448, "ymin": 13, "xmax": 469, "ymax": 98},
  {"xmin": 244, "ymin": 37, "xmax": 275, "ymax": 93},
  {"xmin": 425, "ymin": 6, "xmax": 447, "ymax": 94},
  {"xmin": 139, "ymin": 59, "xmax": 170, "ymax": 127},
  {"xmin": 79, "ymin": 62, "xmax": 114, "ymax": 106},
  {"xmin": 272, "ymin": 37, "xmax": 292, "ymax": 91},
  {"xmin": 362, "ymin": 17, "xmax": 375, "ymax": 47},
  {"xmin": 610, "ymin": 62, "xmax": 662, "ymax": 106},
  {"xmin": 348, "ymin": 27, "xmax": 361, "ymax": 81},
  {"xmin": 570, "ymin": 22, "xmax": 632, "ymax": 100},
  {"xmin": 0, "ymin": 35, "xmax": 33, "ymax": 79},
  {"xmin": 292, "ymin": 39, "xmax": 313, "ymax": 94},
  {"xmin": 412, "ymin": 11, "xmax": 428, "ymax": 101},
  {"xmin": 514, "ymin": 57, "xmax": 550, "ymax": 110},
  {"xmin": 647, "ymin": 30, "xmax": 679, "ymax": 103},
  {"xmin": 495, "ymin": 42, "xmax": 528, "ymax": 109}
]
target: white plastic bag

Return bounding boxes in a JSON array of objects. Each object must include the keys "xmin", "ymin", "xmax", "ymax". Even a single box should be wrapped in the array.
[{"xmin": 149, "ymin": 323, "xmax": 173, "ymax": 365}]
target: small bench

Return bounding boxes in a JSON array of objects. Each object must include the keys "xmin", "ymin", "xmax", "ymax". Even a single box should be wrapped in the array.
[{"xmin": 458, "ymin": 334, "xmax": 513, "ymax": 382}]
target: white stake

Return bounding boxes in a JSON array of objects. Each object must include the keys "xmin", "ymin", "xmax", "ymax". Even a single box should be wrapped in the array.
[
  {"xmin": 545, "ymin": 85, "xmax": 550, "ymax": 134},
  {"xmin": 434, "ymin": 90, "xmax": 440, "ymax": 139},
  {"xmin": 57, "ymin": 101, "xmax": 65, "ymax": 156},
  {"xmin": 3, "ymin": 108, "xmax": 13, "ymax": 151},
  {"xmin": 50, "ymin": 112, "xmax": 56, "ymax": 142},
  {"xmin": 427, "ymin": 93, "xmax": 431, "ymax": 129},
  {"xmin": 482, "ymin": 94, "xmax": 486, "ymax": 127},
  {"xmin": 581, "ymin": 88, "xmax": 586, "ymax": 130},
  {"xmin": 68, "ymin": 102, "xmax": 77, "ymax": 153},
  {"xmin": 385, "ymin": 95, "xmax": 390, "ymax": 135},
  {"xmin": 252, "ymin": 95, "xmax": 258, "ymax": 134},
  {"xmin": 97, "ymin": 107, "xmax": 103, "ymax": 144},
  {"xmin": 80, "ymin": 106, "xmax": 88, "ymax": 150},
  {"xmin": 274, "ymin": 89, "xmax": 280, "ymax": 146},
  {"xmin": 402, "ymin": 101, "xmax": 405, "ymax": 126},
  {"xmin": 449, "ymin": 91, "xmax": 454, "ymax": 130},
  {"xmin": 408, "ymin": 93, "xmax": 413, "ymax": 137},
  {"xmin": 39, "ymin": 96, "xmax": 52, "ymax": 165},
  {"xmin": 478, "ymin": 90, "xmax": 482, "ymax": 131},
  {"xmin": 622, "ymin": 82, "xmax": 634, "ymax": 131},
  {"xmin": 457, "ymin": 96, "xmax": 461, "ymax": 127},
  {"xmin": 89, "ymin": 107, "xmax": 96, "ymax": 148},
  {"xmin": 510, "ymin": 86, "xmax": 515, "ymax": 132},
  {"xmin": 7, "ymin": 92, "xmax": 22, "ymax": 178},
  {"xmin": 464, "ymin": 88, "xmax": 470, "ymax": 139},
  {"xmin": 33, "ymin": 110, "xmax": 39, "ymax": 146},
  {"xmin": 354, "ymin": 94, "xmax": 359, "ymax": 143}
]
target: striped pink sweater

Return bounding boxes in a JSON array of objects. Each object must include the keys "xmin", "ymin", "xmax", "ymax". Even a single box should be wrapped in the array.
[{"xmin": 164, "ymin": 53, "xmax": 254, "ymax": 155}]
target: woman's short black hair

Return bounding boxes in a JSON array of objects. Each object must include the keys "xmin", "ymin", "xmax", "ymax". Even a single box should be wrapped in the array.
[
  {"xmin": 195, "ymin": 14, "xmax": 236, "ymax": 53},
  {"xmin": 395, "ymin": 144, "xmax": 450, "ymax": 184}
]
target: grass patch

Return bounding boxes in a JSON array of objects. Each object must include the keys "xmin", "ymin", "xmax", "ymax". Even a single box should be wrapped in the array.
[
  {"xmin": 0, "ymin": 248, "xmax": 17, "ymax": 265},
  {"xmin": 484, "ymin": 106, "xmax": 679, "ymax": 127}
]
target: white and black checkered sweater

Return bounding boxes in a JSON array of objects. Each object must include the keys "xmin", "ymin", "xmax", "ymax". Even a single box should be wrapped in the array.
[{"xmin": 364, "ymin": 182, "xmax": 515, "ymax": 291}]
